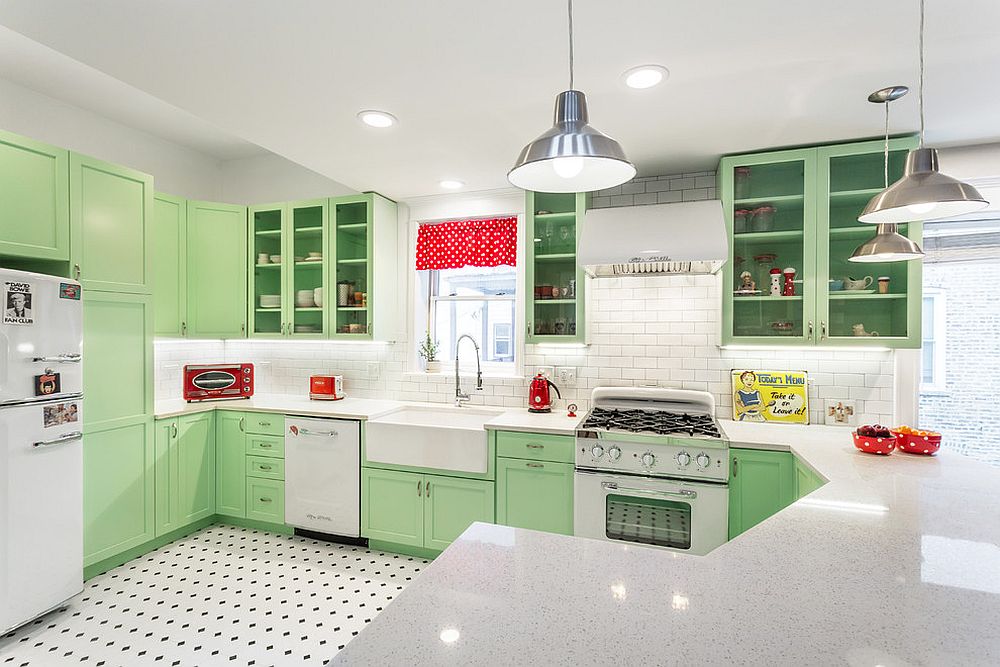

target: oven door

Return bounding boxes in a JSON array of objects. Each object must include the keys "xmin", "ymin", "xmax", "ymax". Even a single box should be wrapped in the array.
[{"xmin": 574, "ymin": 470, "xmax": 728, "ymax": 556}]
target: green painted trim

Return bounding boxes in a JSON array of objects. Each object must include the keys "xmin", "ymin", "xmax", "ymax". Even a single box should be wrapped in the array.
[
  {"xmin": 83, "ymin": 516, "xmax": 214, "ymax": 580},
  {"xmin": 367, "ymin": 540, "xmax": 440, "ymax": 560},
  {"xmin": 214, "ymin": 514, "xmax": 294, "ymax": 535}
]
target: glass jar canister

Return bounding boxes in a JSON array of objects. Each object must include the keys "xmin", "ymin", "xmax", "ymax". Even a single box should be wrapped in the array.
[
  {"xmin": 753, "ymin": 253, "xmax": 778, "ymax": 290},
  {"xmin": 733, "ymin": 209, "xmax": 750, "ymax": 234},
  {"xmin": 734, "ymin": 167, "xmax": 752, "ymax": 199}
]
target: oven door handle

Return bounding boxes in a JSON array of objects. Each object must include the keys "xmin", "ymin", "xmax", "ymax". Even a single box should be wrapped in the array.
[{"xmin": 601, "ymin": 481, "xmax": 697, "ymax": 500}]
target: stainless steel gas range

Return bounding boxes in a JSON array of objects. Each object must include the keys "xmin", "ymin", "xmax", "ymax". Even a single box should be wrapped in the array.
[{"xmin": 574, "ymin": 387, "xmax": 729, "ymax": 556}]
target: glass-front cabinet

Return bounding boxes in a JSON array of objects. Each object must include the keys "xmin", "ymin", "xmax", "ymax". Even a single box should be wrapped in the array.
[
  {"xmin": 249, "ymin": 204, "xmax": 285, "ymax": 337},
  {"xmin": 330, "ymin": 196, "xmax": 373, "ymax": 338},
  {"xmin": 720, "ymin": 137, "xmax": 921, "ymax": 348},
  {"xmin": 525, "ymin": 191, "xmax": 586, "ymax": 343}
]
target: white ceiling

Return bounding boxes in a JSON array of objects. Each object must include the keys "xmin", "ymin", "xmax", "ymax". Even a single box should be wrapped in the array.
[{"xmin": 0, "ymin": 0, "xmax": 997, "ymax": 200}]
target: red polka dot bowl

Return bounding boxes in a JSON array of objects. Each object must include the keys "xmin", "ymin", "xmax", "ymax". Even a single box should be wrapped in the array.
[
  {"xmin": 892, "ymin": 430, "xmax": 942, "ymax": 455},
  {"xmin": 852, "ymin": 431, "xmax": 896, "ymax": 455}
]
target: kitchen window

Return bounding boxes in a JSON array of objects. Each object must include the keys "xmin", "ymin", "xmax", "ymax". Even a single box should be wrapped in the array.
[{"xmin": 921, "ymin": 289, "xmax": 946, "ymax": 392}]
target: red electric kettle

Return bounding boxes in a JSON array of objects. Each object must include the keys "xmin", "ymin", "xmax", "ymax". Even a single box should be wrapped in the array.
[{"xmin": 528, "ymin": 373, "xmax": 561, "ymax": 413}]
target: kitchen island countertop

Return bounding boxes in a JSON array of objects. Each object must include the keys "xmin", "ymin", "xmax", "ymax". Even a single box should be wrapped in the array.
[{"xmin": 331, "ymin": 421, "xmax": 1000, "ymax": 666}]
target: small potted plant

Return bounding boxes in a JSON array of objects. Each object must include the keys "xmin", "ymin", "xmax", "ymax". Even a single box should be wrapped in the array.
[{"xmin": 418, "ymin": 331, "xmax": 440, "ymax": 373}]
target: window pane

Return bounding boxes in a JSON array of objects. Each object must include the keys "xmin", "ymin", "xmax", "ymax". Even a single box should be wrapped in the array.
[
  {"xmin": 433, "ymin": 298, "xmax": 516, "ymax": 364},
  {"xmin": 921, "ymin": 343, "xmax": 934, "ymax": 384},
  {"xmin": 435, "ymin": 265, "xmax": 516, "ymax": 297},
  {"xmin": 921, "ymin": 296, "xmax": 935, "ymax": 343}
]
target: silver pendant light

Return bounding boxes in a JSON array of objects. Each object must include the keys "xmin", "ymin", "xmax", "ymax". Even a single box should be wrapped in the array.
[
  {"xmin": 858, "ymin": 0, "xmax": 988, "ymax": 223},
  {"xmin": 507, "ymin": 0, "xmax": 635, "ymax": 193},
  {"xmin": 850, "ymin": 86, "xmax": 924, "ymax": 263}
]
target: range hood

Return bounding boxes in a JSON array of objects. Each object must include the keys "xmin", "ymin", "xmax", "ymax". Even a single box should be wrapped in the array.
[{"xmin": 578, "ymin": 200, "xmax": 728, "ymax": 277}]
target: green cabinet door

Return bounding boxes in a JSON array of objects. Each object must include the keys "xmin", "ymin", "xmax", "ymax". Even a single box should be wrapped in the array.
[
  {"xmin": 186, "ymin": 200, "xmax": 248, "ymax": 338},
  {"xmin": 496, "ymin": 458, "xmax": 573, "ymax": 536},
  {"xmin": 0, "ymin": 129, "xmax": 69, "ymax": 261},
  {"xmin": 154, "ymin": 418, "xmax": 180, "ymax": 537},
  {"xmin": 215, "ymin": 411, "xmax": 247, "ymax": 518},
  {"xmin": 728, "ymin": 448, "xmax": 796, "ymax": 539},
  {"xmin": 152, "ymin": 193, "xmax": 187, "ymax": 336},
  {"xmin": 361, "ymin": 468, "xmax": 424, "ymax": 547},
  {"xmin": 794, "ymin": 456, "xmax": 824, "ymax": 499},
  {"xmin": 176, "ymin": 412, "xmax": 216, "ymax": 525},
  {"xmin": 69, "ymin": 153, "xmax": 153, "ymax": 293},
  {"xmin": 423, "ymin": 475, "xmax": 495, "ymax": 551}
]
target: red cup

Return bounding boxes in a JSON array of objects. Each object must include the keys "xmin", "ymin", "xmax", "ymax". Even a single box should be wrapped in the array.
[{"xmin": 852, "ymin": 431, "xmax": 896, "ymax": 455}]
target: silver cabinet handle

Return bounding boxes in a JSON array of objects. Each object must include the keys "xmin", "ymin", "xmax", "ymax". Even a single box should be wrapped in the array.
[
  {"xmin": 526, "ymin": 443, "xmax": 544, "ymax": 449},
  {"xmin": 600, "ymin": 481, "xmax": 696, "ymax": 500},
  {"xmin": 821, "ymin": 321, "xmax": 828, "ymax": 340},
  {"xmin": 238, "ymin": 417, "xmax": 245, "ymax": 432},
  {"xmin": 34, "ymin": 431, "xmax": 83, "ymax": 448},
  {"xmin": 297, "ymin": 428, "xmax": 338, "ymax": 437},
  {"xmin": 73, "ymin": 264, "xmax": 81, "ymax": 280},
  {"xmin": 807, "ymin": 321, "xmax": 814, "ymax": 339},
  {"xmin": 32, "ymin": 353, "xmax": 82, "ymax": 363},
  {"xmin": 258, "ymin": 464, "xmax": 272, "ymax": 471},
  {"xmin": 526, "ymin": 462, "xmax": 544, "ymax": 468},
  {"xmin": 259, "ymin": 497, "xmax": 272, "ymax": 503},
  {"xmin": 259, "ymin": 421, "xmax": 271, "ymax": 427},
  {"xmin": 732, "ymin": 457, "xmax": 738, "ymax": 478},
  {"xmin": 181, "ymin": 322, "xmax": 187, "ymax": 336},
  {"xmin": 258, "ymin": 442, "xmax": 272, "ymax": 449},
  {"xmin": 426, "ymin": 481, "xmax": 431, "ymax": 498},
  {"xmin": 171, "ymin": 423, "xmax": 177, "ymax": 438},
  {"xmin": 417, "ymin": 480, "xmax": 422, "ymax": 496}
]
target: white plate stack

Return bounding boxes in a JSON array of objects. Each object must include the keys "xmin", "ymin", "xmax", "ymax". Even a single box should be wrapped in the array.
[
  {"xmin": 296, "ymin": 290, "xmax": 316, "ymax": 308},
  {"xmin": 260, "ymin": 294, "xmax": 281, "ymax": 309}
]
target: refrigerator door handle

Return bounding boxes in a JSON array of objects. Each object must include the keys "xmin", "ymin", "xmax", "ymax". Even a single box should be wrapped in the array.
[
  {"xmin": 33, "ymin": 431, "xmax": 83, "ymax": 448},
  {"xmin": 31, "ymin": 354, "xmax": 82, "ymax": 363}
]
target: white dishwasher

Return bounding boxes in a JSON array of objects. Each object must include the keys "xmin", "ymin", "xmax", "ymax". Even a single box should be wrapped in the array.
[{"xmin": 285, "ymin": 416, "xmax": 361, "ymax": 538}]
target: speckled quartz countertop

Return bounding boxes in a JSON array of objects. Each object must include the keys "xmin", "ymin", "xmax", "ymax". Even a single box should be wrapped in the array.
[
  {"xmin": 154, "ymin": 394, "xmax": 581, "ymax": 434},
  {"xmin": 332, "ymin": 421, "xmax": 1000, "ymax": 666}
]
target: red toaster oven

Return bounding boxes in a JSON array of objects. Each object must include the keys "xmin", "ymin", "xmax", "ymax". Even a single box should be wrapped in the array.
[{"xmin": 183, "ymin": 363, "xmax": 254, "ymax": 402}]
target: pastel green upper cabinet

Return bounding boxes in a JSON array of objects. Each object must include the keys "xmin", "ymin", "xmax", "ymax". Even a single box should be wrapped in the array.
[
  {"xmin": 496, "ymin": 457, "xmax": 573, "ymax": 536},
  {"xmin": 186, "ymin": 200, "xmax": 248, "ymax": 338},
  {"xmin": 362, "ymin": 467, "xmax": 424, "ymax": 547},
  {"xmin": 423, "ymin": 475, "xmax": 494, "ymax": 551},
  {"xmin": 816, "ymin": 138, "xmax": 921, "ymax": 346},
  {"xmin": 152, "ymin": 193, "xmax": 187, "ymax": 336},
  {"xmin": 70, "ymin": 153, "xmax": 153, "ymax": 293},
  {"xmin": 248, "ymin": 203, "xmax": 286, "ymax": 337},
  {"xmin": 329, "ymin": 193, "xmax": 400, "ymax": 341},
  {"xmin": 728, "ymin": 448, "xmax": 796, "ymax": 540},
  {"xmin": 0, "ymin": 129, "xmax": 69, "ymax": 261},
  {"xmin": 216, "ymin": 411, "xmax": 247, "ymax": 518},
  {"xmin": 525, "ymin": 191, "xmax": 586, "ymax": 343},
  {"xmin": 720, "ymin": 137, "xmax": 921, "ymax": 348}
]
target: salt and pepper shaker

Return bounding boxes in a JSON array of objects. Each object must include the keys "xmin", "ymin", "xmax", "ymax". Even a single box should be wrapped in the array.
[
  {"xmin": 782, "ymin": 267, "xmax": 796, "ymax": 297},
  {"xmin": 769, "ymin": 268, "xmax": 782, "ymax": 296}
]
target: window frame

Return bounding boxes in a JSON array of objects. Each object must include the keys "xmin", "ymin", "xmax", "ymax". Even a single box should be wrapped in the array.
[{"xmin": 920, "ymin": 288, "xmax": 947, "ymax": 394}]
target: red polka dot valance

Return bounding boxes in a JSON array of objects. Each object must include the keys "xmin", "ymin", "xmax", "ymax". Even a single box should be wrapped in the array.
[{"xmin": 415, "ymin": 216, "xmax": 517, "ymax": 270}]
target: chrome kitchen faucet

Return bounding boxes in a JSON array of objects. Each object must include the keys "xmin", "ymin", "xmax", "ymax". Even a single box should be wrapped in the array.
[{"xmin": 454, "ymin": 334, "xmax": 483, "ymax": 407}]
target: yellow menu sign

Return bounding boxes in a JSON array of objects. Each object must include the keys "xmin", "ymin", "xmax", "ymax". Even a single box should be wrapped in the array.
[{"xmin": 731, "ymin": 370, "xmax": 809, "ymax": 424}]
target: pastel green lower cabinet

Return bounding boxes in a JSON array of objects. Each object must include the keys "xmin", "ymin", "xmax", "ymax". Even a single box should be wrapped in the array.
[
  {"xmin": 496, "ymin": 458, "xmax": 573, "ymax": 536},
  {"xmin": 728, "ymin": 448, "xmax": 796, "ymax": 540},
  {"xmin": 154, "ymin": 413, "xmax": 217, "ymax": 537},
  {"xmin": 362, "ymin": 468, "xmax": 494, "ymax": 552},
  {"xmin": 423, "ymin": 475, "xmax": 495, "ymax": 551},
  {"xmin": 215, "ymin": 411, "xmax": 247, "ymax": 518},
  {"xmin": 794, "ymin": 456, "xmax": 825, "ymax": 498},
  {"xmin": 246, "ymin": 478, "xmax": 285, "ymax": 524},
  {"xmin": 362, "ymin": 468, "xmax": 424, "ymax": 547}
]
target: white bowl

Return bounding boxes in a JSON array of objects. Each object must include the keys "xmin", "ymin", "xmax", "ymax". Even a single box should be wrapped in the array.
[
  {"xmin": 307, "ymin": 251, "xmax": 322, "ymax": 258},
  {"xmin": 313, "ymin": 288, "xmax": 324, "ymax": 307},
  {"xmin": 269, "ymin": 255, "xmax": 282, "ymax": 263}
]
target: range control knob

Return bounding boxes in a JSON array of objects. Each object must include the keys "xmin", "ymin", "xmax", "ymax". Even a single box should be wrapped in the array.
[
  {"xmin": 607, "ymin": 446, "xmax": 622, "ymax": 462},
  {"xmin": 696, "ymin": 452, "xmax": 712, "ymax": 468},
  {"xmin": 640, "ymin": 452, "xmax": 656, "ymax": 467},
  {"xmin": 675, "ymin": 451, "xmax": 691, "ymax": 467},
  {"xmin": 591, "ymin": 444, "xmax": 605, "ymax": 459}
]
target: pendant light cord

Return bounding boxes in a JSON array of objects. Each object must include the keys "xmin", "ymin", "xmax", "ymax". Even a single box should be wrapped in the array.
[
  {"xmin": 918, "ymin": 0, "xmax": 925, "ymax": 147},
  {"xmin": 884, "ymin": 101, "xmax": 890, "ymax": 188},
  {"xmin": 568, "ymin": 0, "xmax": 575, "ymax": 90}
]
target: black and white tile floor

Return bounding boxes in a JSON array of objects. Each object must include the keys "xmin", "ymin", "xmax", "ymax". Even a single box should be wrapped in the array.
[{"xmin": 0, "ymin": 524, "xmax": 427, "ymax": 666}]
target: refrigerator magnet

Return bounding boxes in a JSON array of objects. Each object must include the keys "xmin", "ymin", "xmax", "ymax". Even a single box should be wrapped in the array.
[
  {"xmin": 35, "ymin": 373, "xmax": 62, "ymax": 397},
  {"xmin": 3, "ymin": 281, "xmax": 34, "ymax": 325}
]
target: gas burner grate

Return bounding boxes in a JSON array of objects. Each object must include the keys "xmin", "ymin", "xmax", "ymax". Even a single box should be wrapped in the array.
[{"xmin": 582, "ymin": 407, "xmax": 722, "ymax": 438}]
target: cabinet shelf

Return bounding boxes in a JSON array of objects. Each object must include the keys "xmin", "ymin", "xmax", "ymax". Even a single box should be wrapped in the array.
[
  {"xmin": 829, "ymin": 187, "xmax": 883, "ymax": 200},
  {"xmin": 733, "ymin": 194, "xmax": 804, "ymax": 207},
  {"xmin": 533, "ymin": 211, "xmax": 576, "ymax": 221},
  {"xmin": 294, "ymin": 260, "xmax": 323, "ymax": 267},
  {"xmin": 254, "ymin": 229, "xmax": 282, "ymax": 237},
  {"xmin": 255, "ymin": 307, "xmax": 281, "ymax": 312},
  {"xmin": 337, "ymin": 306, "xmax": 367, "ymax": 311},
  {"xmin": 828, "ymin": 292, "xmax": 905, "ymax": 300},
  {"xmin": 293, "ymin": 226, "xmax": 323, "ymax": 234},
  {"xmin": 534, "ymin": 252, "xmax": 576, "ymax": 261},
  {"xmin": 254, "ymin": 263, "xmax": 282, "ymax": 268},
  {"xmin": 337, "ymin": 258, "xmax": 368, "ymax": 265},
  {"xmin": 733, "ymin": 230, "xmax": 803, "ymax": 242},
  {"xmin": 734, "ymin": 295, "xmax": 802, "ymax": 302},
  {"xmin": 829, "ymin": 226, "xmax": 875, "ymax": 238},
  {"xmin": 337, "ymin": 222, "xmax": 367, "ymax": 230},
  {"xmin": 534, "ymin": 298, "xmax": 577, "ymax": 305},
  {"xmin": 294, "ymin": 307, "xmax": 323, "ymax": 312}
]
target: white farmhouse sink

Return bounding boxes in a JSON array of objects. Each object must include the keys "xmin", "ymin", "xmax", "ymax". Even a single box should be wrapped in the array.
[{"xmin": 365, "ymin": 405, "xmax": 503, "ymax": 474}]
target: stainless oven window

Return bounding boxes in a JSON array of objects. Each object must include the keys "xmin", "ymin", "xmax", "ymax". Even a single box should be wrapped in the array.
[{"xmin": 605, "ymin": 494, "xmax": 692, "ymax": 549}]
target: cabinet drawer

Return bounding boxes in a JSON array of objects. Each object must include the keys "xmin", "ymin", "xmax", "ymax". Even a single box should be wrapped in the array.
[
  {"xmin": 247, "ymin": 478, "xmax": 284, "ymax": 524},
  {"xmin": 495, "ymin": 431, "xmax": 574, "ymax": 463},
  {"xmin": 246, "ymin": 434, "xmax": 284, "ymax": 458},
  {"xmin": 247, "ymin": 455, "xmax": 284, "ymax": 480},
  {"xmin": 244, "ymin": 413, "xmax": 284, "ymax": 436}
]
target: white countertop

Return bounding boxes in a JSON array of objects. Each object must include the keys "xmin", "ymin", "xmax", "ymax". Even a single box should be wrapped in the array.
[
  {"xmin": 332, "ymin": 421, "xmax": 1000, "ymax": 665},
  {"xmin": 154, "ymin": 395, "xmax": 582, "ymax": 435}
]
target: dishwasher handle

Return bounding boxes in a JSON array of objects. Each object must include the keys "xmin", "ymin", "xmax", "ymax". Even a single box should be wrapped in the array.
[{"xmin": 295, "ymin": 427, "xmax": 339, "ymax": 438}]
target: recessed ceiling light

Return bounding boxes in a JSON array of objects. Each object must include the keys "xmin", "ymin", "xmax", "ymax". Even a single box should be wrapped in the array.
[
  {"xmin": 357, "ymin": 110, "xmax": 397, "ymax": 128},
  {"xmin": 623, "ymin": 65, "xmax": 669, "ymax": 89},
  {"xmin": 439, "ymin": 179, "xmax": 464, "ymax": 189}
]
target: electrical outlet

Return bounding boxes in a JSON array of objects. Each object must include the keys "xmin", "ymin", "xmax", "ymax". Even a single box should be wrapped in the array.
[
  {"xmin": 535, "ymin": 366, "xmax": 554, "ymax": 379},
  {"xmin": 367, "ymin": 361, "xmax": 380, "ymax": 380},
  {"xmin": 555, "ymin": 366, "xmax": 577, "ymax": 386}
]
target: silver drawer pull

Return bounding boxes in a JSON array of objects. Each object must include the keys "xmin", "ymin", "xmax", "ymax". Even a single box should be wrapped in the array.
[
  {"xmin": 526, "ymin": 463, "xmax": 545, "ymax": 468},
  {"xmin": 417, "ymin": 481, "xmax": 422, "ymax": 496},
  {"xmin": 33, "ymin": 431, "xmax": 83, "ymax": 448},
  {"xmin": 525, "ymin": 443, "xmax": 544, "ymax": 449},
  {"xmin": 297, "ymin": 428, "xmax": 339, "ymax": 437},
  {"xmin": 258, "ymin": 421, "xmax": 271, "ymax": 427},
  {"xmin": 601, "ymin": 481, "xmax": 697, "ymax": 500},
  {"xmin": 259, "ymin": 497, "xmax": 273, "ymax": 503},
  {"xmin": 258, "ymin": 442, "xmax": 272, "ymax": 448},
  {"xmin": 32, "ymin": 353, "xmax": 82, "ymax": 363},
  {"xmin": 258, "ymin": 464, "xmax": 272, "ymax": 471}
]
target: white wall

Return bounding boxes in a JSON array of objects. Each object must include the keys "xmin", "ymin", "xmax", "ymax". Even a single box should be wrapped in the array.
[
  {"xmin": 0, "ymin": 76, "xmax": 224, "ymax": 200},
  {"xmin": 220, "ymin": 153, "xmax": 355, "ymax": 205}
]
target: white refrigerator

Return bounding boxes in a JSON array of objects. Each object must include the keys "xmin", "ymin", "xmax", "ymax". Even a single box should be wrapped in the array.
[{"xmin": 0, "ymin": 268, "xmax": 83, "ymax": 634}]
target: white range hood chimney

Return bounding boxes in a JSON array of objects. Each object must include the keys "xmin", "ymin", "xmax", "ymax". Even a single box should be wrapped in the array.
[{"xmin": 578, "ymin": 200, "xmax": 728, "ymax": 277}]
